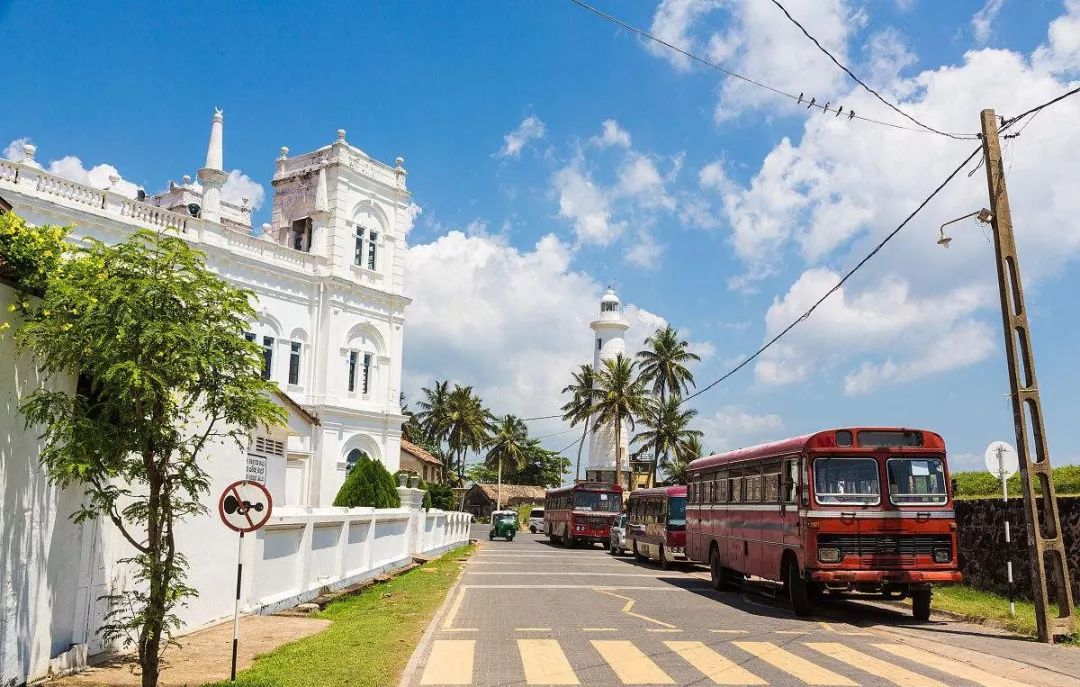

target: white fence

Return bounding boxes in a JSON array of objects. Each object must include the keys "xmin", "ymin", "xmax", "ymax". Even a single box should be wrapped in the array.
[{"xmin": 241, "ymin": 495, "xmax": 472, "ymax": 615}]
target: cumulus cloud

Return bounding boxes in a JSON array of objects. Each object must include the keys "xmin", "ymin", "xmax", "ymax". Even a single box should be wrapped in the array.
[
  {"xmin": 1033, "ymin": 0, "xmax": 1080, "ymax": 75},
  {"xmin": 699, "ymin": 406, "xmax": 785, "ymax": 452},
  {"xmin": 4, "ymin": 137, "xmax": 36, "ymax": 164},
  {"xmin": 616, "ymin": 153, "xmax": 675, "ymax": 210},
  {"xmin": 404, "ymin": 230, "xmax": 712, "ymax": 439},
  {"xmin": 220, "ymin": 170, "xmax": 266, "ymax": 210},
  {"xmin": 47, "ymin": 155, "xmax": 140, "ymax": 198},
  {"xmin": 972, "ymin": 0, "xmax": 1006, "ymax": 45},
  {"xmin": 497, "ymin": 115, "xmax": 546, "ymax": 158},
  {"xmin": 624, "ymin": 229, "xmax": 665, "ymax": 270},
  {"xmin": 553, "ymin": 163, "xmax": 624, "ymax": 246},
  {"xmin": 646, "ymin": 0, "xmax": 723, "ymax": 72},
  {"xmin": 402, "ymin": 202, "xmax": 423, "ymax": 235},
  {"xmin": 591, "ymin": 119, "xmax": 632, "ymax": 149}
]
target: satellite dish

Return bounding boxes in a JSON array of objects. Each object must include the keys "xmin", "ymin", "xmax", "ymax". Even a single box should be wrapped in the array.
[
  {"xmin": 187, "ymin": 203, "xmax": 201, "ymax": 217},
  {"xmin": 984, "ymin": 441, "xmax": 1019, "ymax": 480}
]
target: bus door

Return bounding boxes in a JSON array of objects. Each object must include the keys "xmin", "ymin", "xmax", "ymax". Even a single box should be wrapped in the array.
[{"xmin": 781, "ymin": 456, "xmax": 801, "ymax": 548}]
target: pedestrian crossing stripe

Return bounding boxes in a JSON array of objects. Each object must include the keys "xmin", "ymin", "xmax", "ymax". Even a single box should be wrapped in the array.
[
  {"xmin": 415, "ymin": 637, "xmax": 1036, "ymax": 686},
  {"xmin": 805, "ymin": 642, "xmax": 946, "ymax": 687}
]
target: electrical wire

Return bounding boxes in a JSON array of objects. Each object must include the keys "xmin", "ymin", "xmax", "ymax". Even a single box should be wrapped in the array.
[
  {"xmin": 533, "ymin": 426, "xmax": 579, "ymax": 440},
  {"xmin": 523, "ymin": 413, "xmax": 564, "ymax": 421},
  {"xmin": 568, "ymin": 0, "xmax": 964, "ymax": 136},
  {"xmin": 767, "ymin": 0, "xmax": 979, "ymax": 140}
]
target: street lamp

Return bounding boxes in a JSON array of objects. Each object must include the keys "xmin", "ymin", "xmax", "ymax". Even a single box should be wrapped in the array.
[{"xmin": 936, "ymin": 208, "xmax": 993, "ymax": 248}]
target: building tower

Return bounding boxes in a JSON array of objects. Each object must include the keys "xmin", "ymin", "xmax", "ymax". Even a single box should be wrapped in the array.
[
  {"xmin": 196, "ymin": 108, "xmax": 227, "ymax": 223},
  {"xmin": 584, "ymin": 288, "xmax": 630, "ymax": 486}
]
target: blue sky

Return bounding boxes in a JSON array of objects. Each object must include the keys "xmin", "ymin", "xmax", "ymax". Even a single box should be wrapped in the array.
[{"xmin": 4, "ymin": 0, "xmax": 1080, "ymax": 474}]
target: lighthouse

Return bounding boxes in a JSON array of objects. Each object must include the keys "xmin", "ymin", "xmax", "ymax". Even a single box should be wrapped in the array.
[{"xmin": 584, "ymin": 288, "xmax": 631, "ymax": 486}]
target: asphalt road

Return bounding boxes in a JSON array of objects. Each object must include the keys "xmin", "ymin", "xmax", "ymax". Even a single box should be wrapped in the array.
[{"xmin": 404, "ymin": 525, "xmax": 1080, "ymax": 687}]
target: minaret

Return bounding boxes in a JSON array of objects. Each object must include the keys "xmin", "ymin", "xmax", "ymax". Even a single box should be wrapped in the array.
[
  {"xmin": 197, "ymin": 108, "xmax": 227, "ymax": 223},
  {"xmin": 585, "ymin": 288, "xmax": 630, "ymax": 485}
]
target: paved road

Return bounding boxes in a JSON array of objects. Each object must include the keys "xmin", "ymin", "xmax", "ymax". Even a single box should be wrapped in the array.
[{"xmin": 405, "ymin": 525, "xmax": 1080, "ymax": 687}]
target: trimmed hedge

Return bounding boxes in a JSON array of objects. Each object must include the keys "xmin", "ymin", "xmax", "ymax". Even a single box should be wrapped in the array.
[
  {"xmin": 953, "ymin": 464, "xmax": 1080, "ymax": 499},
  {"xmin": 334, "ymin": 457, "xmax": 401, "ymax": 508}
]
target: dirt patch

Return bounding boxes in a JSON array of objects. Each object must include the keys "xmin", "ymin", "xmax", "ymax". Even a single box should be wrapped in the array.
[{"xmin": 50, "ymin": 614, "xmax": 331, "ymax": 687}]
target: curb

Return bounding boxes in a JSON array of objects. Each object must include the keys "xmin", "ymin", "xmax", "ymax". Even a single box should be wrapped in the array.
[{"xmin": 398, "ymin": 543, "xmax": 480, "ymax": 687}]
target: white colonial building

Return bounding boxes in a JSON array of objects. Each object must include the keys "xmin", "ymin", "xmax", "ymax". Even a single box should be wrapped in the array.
[{"xmin": 0, "ymin": 113, "xmax": 472, "ymax": 686}]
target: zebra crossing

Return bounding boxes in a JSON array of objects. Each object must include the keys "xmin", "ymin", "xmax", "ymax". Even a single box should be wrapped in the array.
[{"xmin": 417, "ymin": 635, "xmax": 1031, "ymax": 686}]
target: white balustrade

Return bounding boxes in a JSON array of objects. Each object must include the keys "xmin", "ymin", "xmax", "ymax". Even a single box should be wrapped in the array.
[
  {"xmin": 0, "ymin": 159, "xmax": 18, "ymax": 183},
  {"xmin": 36, "ymin": 174, "xmax": 106, "ymax": 209},
  {"xmin": 120, "ymin": 199, "xmax": 189, "ymax": 232}
]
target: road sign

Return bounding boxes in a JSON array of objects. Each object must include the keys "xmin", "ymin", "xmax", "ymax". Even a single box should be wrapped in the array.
[
  {"xmin": 218, "ymin": 480, "xmax": 273, "ymax": 533},
  {"xmin": 984, "ymin": 441, "xmax": 1019, "ymax": 480}
]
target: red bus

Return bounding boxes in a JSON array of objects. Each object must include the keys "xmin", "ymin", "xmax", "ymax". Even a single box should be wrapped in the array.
[
  {"xmin": 544, "ymin": 482, "xmax": 623, "ymax": 548},
  {"xmin": 686, "ymin": 428, "xmax": 961, "ymax": 619},
  {"xmin": 625, "ymin": 485, "xmax": 689, "ymax": 569}
]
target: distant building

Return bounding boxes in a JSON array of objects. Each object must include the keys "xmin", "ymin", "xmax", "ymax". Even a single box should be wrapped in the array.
[
  {"xmin": 400, "ymin": 440, "xmax": 445, "ymax": 484},
  {"xmin": 461, "ymin": 483, "xmax": 546, "ymax": 517}
]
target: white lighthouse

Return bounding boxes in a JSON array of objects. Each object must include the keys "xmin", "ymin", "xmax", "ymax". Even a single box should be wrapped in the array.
[{"xmin": 584, "ymin": 288, "xmax": 631, "ymax": 486}]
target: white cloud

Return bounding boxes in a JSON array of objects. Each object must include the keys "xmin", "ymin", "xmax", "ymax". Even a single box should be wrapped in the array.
[
  {"xmin": 972, "ymin": 0, "xmax": 1006, "ymax": 45},
  {"xmin": 553, "ymin": 163, "xmax": 624, "ymax": 246},
  {"xmin": 402, "ymin": 202, "xmax": 423, "ymax": 235},
  {"xmin": 220, "ymin": 170, "xmax": 265, "ymax": 210},
  {"xmin": 47, "ymin": 155, "xmax": 140, "ymax": 198},
  {"xmin": 646, "ymin": 0, "xmax": 723, "ymax": 72},
  {"xmin": 403, "ymin": 230, "xmax": 710, "ymax": 437},
  {"xmin": 699, "ymin": 406, "xmax": 784, "ymax": 452},
  {"xmin": 4, "ymin": 138, "xmax": 37, "ymax": 165},
  {"xmin": 624, "ymin": 229, "xmax": 665, "ymax": 270},
  {"xmin": 616, "ymin": 153, "xmax": 675, "ymax": 210},
  {"xmin": 592, "ymin": 119, "xmax": 632, "ymax": 149},
  {"xmin": 1033, "ymin": 0, "xmax": 1080, "ymax": 75},
  {"xmin": 497, "ymin": 115, "xmax": 546, "ymax": 158}
]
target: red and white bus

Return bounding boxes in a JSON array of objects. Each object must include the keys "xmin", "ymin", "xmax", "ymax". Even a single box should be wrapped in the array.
[
  {"xmin": 545, "ymin": 482, "xmax": 623, "ymax": 548},
  {"xmin": 625, "ymin": 485, "xmax": 689, "ymax": 569},
  {"xmin": 686, "ymin": 428, "xmax": 961, "ymax": 619}
]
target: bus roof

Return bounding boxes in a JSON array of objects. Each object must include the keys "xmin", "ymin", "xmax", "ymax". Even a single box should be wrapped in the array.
[
  {"xmin": 627, "ymin": 485, "xmax": 686, "ymax": 499},
  {"xmin": 688, "ymin": 427, "xmax": 945, "ymax": 472},
  {"xmin": 545, "ymin": 481, "xmax": 623, "ymax": 497}
]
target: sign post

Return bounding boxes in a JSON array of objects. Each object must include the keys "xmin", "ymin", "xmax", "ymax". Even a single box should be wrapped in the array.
[
  {"xmin": 984, "ymin": 441, "xmax": 1019, "ymax": 617},
  {"xmin": 217, "ymin": 480, "xmax": 273, "ymax": 682}
]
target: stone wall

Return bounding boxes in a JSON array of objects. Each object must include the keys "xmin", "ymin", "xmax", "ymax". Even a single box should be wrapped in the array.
[{"xmin": 955, "ymin": 496, "xmax": 1080, "ymax": 601}]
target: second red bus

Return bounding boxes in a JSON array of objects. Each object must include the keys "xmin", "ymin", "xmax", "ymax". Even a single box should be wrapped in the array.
[
  {"xmin": 625, "ymin": 485, "xmax": 689, "ymax": 569},
  {"xmin": 544, "ymin": 482, "xmax": 623, "ymax": 548}
]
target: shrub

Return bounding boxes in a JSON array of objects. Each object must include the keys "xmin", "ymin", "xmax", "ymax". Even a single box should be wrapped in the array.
[
  {"xmin": 334, "ymin": 458, "xmax": 401, "ymax": 508},
  {"xmin": 426, "ymin": 483, "xmax": 456, "ymax": 510},
  {"xmin": 952, "ymin": 464, "xmax": 1080, "ymax": 499}
]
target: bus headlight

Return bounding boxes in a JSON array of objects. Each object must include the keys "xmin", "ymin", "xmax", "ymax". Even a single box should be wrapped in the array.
[
  {"xmin": 933, "ymin": 548, "xmax": 952, "ymax": 563},
  {"xmin": 818, "ymin": 548, "xmax": 841, "ymax": 563},
  {"xmin": 575, "ymin": 525, "xmax": 585, "ymax": 532}
]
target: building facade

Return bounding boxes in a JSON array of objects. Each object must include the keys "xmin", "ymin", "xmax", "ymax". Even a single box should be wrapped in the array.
[{"xmin": 0, "ymin": 113, "xmax": 412, "ymax": 508}]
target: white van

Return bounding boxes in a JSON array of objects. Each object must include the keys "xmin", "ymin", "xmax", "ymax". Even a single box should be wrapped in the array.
[{"xmin": 528, "ymin": 507, "xmax": 545, "ymax": 534}]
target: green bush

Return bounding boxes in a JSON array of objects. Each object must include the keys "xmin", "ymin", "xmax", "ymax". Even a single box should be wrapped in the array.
[
  {"xmin": 426, "ymin": 483, "xmax": 456, "ymax": 510},
  {"xmin": 952, "ymin": 464, "xmax": 1080, "ymax": 498},
  {"xmin": 334, "ymin": 457, "xmax": 401, "ymax": 508},
  {"xmin": 516, "ymin": 503, "xmax": 541, "ymax": 531}
]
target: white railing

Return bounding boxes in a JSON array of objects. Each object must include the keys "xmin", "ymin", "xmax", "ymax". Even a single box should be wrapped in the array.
[
  {"xmin": 0, "ymin": 159, "xmax": 18, "ymax": 183},
  {"xmin": 241, "ymin": 503, "xmax": 471, "ymax": 614},
  {"xmin": 36, "ymin": 174, "xmax": 106, "ymax": 209},
  {"xmin": 119, "ymin": 199, "xmax": 189, "ymax": 232}
]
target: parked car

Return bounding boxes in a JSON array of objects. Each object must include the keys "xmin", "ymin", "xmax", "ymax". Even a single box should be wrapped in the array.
[
  {"xmin": 528, "ymin": 507, "xmax": 545, "ymax": 534},
  {"xmin": 608, "ymin": 512, "xmax": 629, "ymax": 555}
]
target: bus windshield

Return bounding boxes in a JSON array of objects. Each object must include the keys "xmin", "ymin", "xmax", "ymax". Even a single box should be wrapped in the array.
[
  {"xmin": 814, "ymin": 457, "xmax": 881, "ymax": 505},
  {"xmin": 667, "ymin": 497, "xmax": 686, "ymax": 527},
  {"xmin": 573, "ymin": 490, "xmax": 622, "ymax": 512},
  {"xmin": 887, "ymin": 457, "xmax": 948, "ymax": 505}
]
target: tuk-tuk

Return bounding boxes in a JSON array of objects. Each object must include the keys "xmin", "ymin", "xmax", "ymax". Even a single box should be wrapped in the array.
[{"xmin": 489, "ymin": 510, "xmax": 518, "ymax": 541}]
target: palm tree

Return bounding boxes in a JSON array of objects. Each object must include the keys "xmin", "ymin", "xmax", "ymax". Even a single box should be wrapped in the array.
[
  {"xmin": 631, "ymin": 396, "xmax": 703, "ymax": 481},
  {"xmin": 416, "ymin": 380, "xmax": 451, "ymax": 470},
  {"xmin": 560, "ymin": 364, "xmax": 595, "ymax": 483},
  {"xmin": 665, "ymin": 435, "xmax": 705, "ymax": 485},
  {"xmin": 485, "ymin": 415, "xmax": 529, "ymax": 509},
  {"xmin": 636, "ymin": 325, "xmax": 701, "ymax": 483},
  {"xmin": 590, "ymin": 353, "xmax": 650, "ymax": 491},
  {"xmin": 442, "ymin": 385, "xmax": 494, "ymax": 483}
]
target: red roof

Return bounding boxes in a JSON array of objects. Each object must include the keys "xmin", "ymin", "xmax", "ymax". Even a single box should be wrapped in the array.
[
  {"xmin": 627, "ymin": 485, "xmax": 686, "ymax": 499},
  {"xmin": 546, "ymin": 482, "xmax": 623, "ymax": 497},
  {"xmin": 401, "ymin": 440, "xmax": 442, "ymax": 466}
]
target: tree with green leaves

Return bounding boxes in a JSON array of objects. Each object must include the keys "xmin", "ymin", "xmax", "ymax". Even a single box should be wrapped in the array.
[
  {"xmin": 415, "ymin": 380, "xmax": 451, "ymax": 471},
  {"xmin": 560, "ymin": 364, "xmax": 595, "ymax": 483},
  {"xmin": 485, "ymin": 414, "xmax": 529, "ymax": 509},
  {"xmin": 441, "ymin": 384, "xmax": 493, "ymax": 483},
  {"xmin": 9, "ymin": 225, "xmax": 286, "ymax": 687},
  {"xmin": 632, "ymin": 397, "xmax": 704, "ymax": 481},
  {"xmin": 664, "ymin": 435, "xmax": 705, "ymax": 485},
  {"xmin": 590, "ymin": 353, "xmax": 650, "ymax": 491},
  {"xmin": 635, "ymin": 325, "xmax": 700, "ymax": 484}
]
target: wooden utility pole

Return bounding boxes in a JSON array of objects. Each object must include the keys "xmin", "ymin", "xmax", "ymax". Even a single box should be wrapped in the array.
[{"xmin": 980, "ymin": 109, "xmax": 1076, "ymax": 642}]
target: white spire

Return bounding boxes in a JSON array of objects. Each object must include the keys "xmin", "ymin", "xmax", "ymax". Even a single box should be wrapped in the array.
[{"xmin": 205, "ymin": 108, "xmax": 224, "ymax": 171}]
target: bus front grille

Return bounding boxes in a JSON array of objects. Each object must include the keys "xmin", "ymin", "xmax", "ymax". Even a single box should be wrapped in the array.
[{"xmin": 817, "ymin": 534, "xmax": 951, "ymax": 557}]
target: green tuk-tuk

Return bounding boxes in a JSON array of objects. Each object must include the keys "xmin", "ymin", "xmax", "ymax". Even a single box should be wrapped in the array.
[{"xmin": 489, "ymin": 510, "xmax": 518, "ymax": 541}]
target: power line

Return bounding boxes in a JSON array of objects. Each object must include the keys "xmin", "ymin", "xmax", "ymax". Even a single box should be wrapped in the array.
[
  {"xmin": 533, "ymin": 426, "xmax": 579, "ymax": 440},
  {"xmin": 568, "ymin": 0, "xmax": 963, "ymax": 136},
  {"xmin": 767, "ymin": 0, "xmax": 978, "ymax": 141},
  {"xmin": 523, "ymin": 413, "xmax": 564, "ymax": 421}
]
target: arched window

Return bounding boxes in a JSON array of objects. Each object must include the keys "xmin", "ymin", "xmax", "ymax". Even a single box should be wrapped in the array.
[{"xmin": 346, "ymin": 449, "xmax": 369, "ymax": 472}]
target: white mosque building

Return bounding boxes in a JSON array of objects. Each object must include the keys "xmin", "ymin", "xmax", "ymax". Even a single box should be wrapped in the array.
[{"xmin": 583, "ymin": 288, "xmax": 631, "ymax": 486}]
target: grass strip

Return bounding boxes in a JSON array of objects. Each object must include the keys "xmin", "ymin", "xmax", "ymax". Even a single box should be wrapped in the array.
[
  {"xmin": 205, "ymin": 543, "xmax": 476, "ymax": 687},
  {"xmin": 927, "ymin": 584, "xmax": 1079, "ymax": 643}
]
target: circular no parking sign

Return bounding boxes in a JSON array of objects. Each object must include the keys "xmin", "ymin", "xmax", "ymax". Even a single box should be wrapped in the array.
[{"xmin": 218, "ymin": 480, "xmax": 273, "ymax": 533}]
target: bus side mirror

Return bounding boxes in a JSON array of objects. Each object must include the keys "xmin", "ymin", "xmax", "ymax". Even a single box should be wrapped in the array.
[{"xmin": 950, "ymin": 477, "xmax": 958, "ymax": 496}]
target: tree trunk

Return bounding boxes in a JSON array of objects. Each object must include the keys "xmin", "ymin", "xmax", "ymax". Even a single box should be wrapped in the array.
[
  {"xmin": 615, "ymin": 415, "xmax": 624, "ymax": 493},
  {"xmin": 497, "ymin": 457, "xmax": 503, "ymax": 510},
  {"xmin": 574, "ymin": 421, "xmax": 588, "ymax": 483},
  {"xmin": 652, "ymin": 389, "xmax": 666, "ymax": 487}
]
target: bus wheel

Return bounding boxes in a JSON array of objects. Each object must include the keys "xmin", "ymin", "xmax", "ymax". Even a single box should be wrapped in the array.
[
  {"xmin": 564, "ymin": 535, "xmax": 575, "ymax": 549},
  {"xmin": 709, "ymin": 548, "xmax": 728, "ymax": 591},
  {"xmin": 786, "ymin": 560, "xmax": 813, "ymax": 617},
  {"xmin": 530, "ymin": 525, "xmax": 537, "ymax": 534},
  {"xmin": 659, "ymin": 545, "xmax": 672, "ymax": 570},
  {"xmin": 633, "ymin": 542, "xmax": 647, "ymax": 562},
  {"xmin": 912, "ymin": 587, "xmax": 932, "ymax": 621}
]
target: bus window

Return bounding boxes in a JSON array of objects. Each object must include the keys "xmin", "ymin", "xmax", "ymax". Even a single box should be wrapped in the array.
[
  {"xmin": 746, "ymin": 474, "xmax": 762, "ymax": 502},
  {"xmin": 719, "ymin": 476, "xmax": 729, "ymax": 503},
  {"xmin": 783, "ymin": 458, "xmax": 798, "ymax": 503},
  {"xmin": 574, "ymin": 490, "xmax": 622, "ymax": 512},
  {"xmin": 814, "ymin": 457, "xmax": 881, "ymax": 505},
  {"xmin": 764, "ymin": 472, "xmax": 779, "ymax": 502},
  {"xmin": 668, "ymin": 497, "xmax": 686, "ymax": 526},
  {"xmin": 887, "ymin": 457, "xmax": 947, "ymax": 505}
]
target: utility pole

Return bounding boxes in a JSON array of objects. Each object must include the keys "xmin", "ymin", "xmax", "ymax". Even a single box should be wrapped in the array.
[{"xmin": 980, "ymin": 109, "xmax": 1076, "ymax": 642}]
